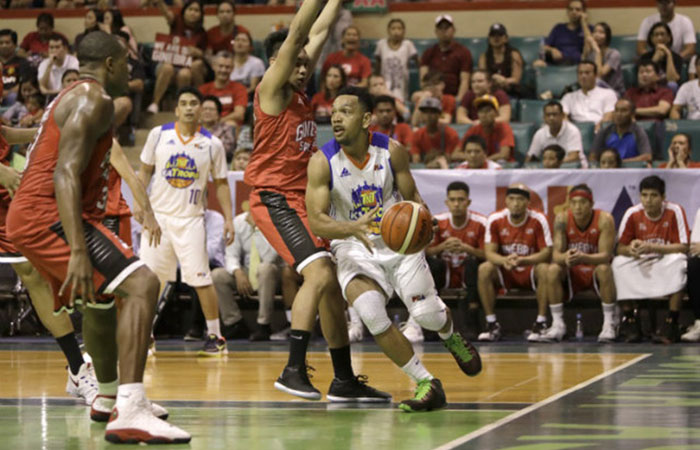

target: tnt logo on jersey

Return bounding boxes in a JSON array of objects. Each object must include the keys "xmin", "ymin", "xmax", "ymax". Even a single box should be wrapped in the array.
[
  {"xmin": 350, "ymin": 182, "xmax": 383, "ymax": 234},
  {"xmin": 163, "ymin": 153, "xmax": 199, "ymax": 188}
]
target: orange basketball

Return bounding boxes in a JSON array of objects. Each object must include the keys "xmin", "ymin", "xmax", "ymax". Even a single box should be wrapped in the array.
[{"xmin": 380, "ymin": 201, "xmax": 434, "ymax": 254}]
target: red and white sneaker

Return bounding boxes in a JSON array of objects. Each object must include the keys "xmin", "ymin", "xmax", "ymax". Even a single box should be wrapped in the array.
[
  {"xmin": 91, "ymin": 394, "xmax": 169, "ymax": 422},
  {"xmin": 65, "ymin": 362, "xmax": 98, "ymax": 406},
  {"xmin": 105, "ymin": 396, "xmax": 190, "ymax": 444}
]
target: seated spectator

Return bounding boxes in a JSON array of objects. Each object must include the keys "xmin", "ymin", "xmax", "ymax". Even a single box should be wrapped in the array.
[
  {"xmin": 369, "ymin": 95, "xmax": 413, "ymax": 148},
  {"xmin": 230, "ymin": 31, "xmax": 265, "ymax": 97},
  {"xmin": 454, "ymin": 135, "xmax": 503, "ymax": 169},
  {"xmin": 411, "ymin": 71, "xmax": 455, "ymax": 127},
  {"xmin": 477, "ymin": 184, "xmax": 552, "ymax": 342},
  {"xmin": 462, "ymin": 95, "xmax": 515, "ymax": 162},
  {"xmin": 540, "ymin": 144, "xmax": 566, "ymax": 168},
  {"xmin": 683, "ymin": 208, "xmax": 700, "ymax": 342},
  {"xmin": 368, "ymin": 74, "xmax": 408, "ymax": 120},
  {"xmin": 19, "ymin": 13, "xmax": 68, "ymax": 67},
  {"xmin": 478, "ymin": 23, "xmax": 523, "ymax": 97},
  {"xmin": 624, "ymin": 60, "xmax": 674, "ymax": 120},
  {"xmin": 112, "ymin": 31, "xmax": 146, "ymax": 136},
  {"xmin": 613, "ymin": 175, "xmax": 689, "ymax": 344},
  {"xmin": 410, "ymin": 96, "xmax": 460, "ymax": 169},
  {"xmin": 200, "ymin": 96, "xmax": 236, "ymax": 163},
  {"xmin": 636, "ymin": 0, "xmax": 696, "ymax": 61},
  {"xmin": 322, "ymin": 26, "xmax": 371, "ymax": 88},
  {"xmin": 639, "ymin": 22, "xmax": 682, "ymax": 87},
  {"xmin": 527, "ymin": 101, "xmax": 586, "ymax": 167},
  {"xmin": 420, "ymin": 15, "xmax": 471, "ymax": 99},
  {"xmin": 199, "ymin": 52, "xmax": 247, "ymax": 127},
  {"xmin": 0, "ymin": 29, "xmax": 31, "ymax": 107},
  {"xmin": 660, "ymin": 133, "xmax": 700, "ymax": 168},
  {"xmin": 205, "ymin": 0, "xmax": 250, "ymax": 58},
  {"xmin": 18, "ymin": 93, "xmax": 44, "ymax": 128},
  {"xmin": 101, "ymin": 9, "xmax": 139, "ymax": 60},
  {"xmin": 374, "ymin": 18, "xmax": 418, "ymax": 103},
  {"xmin": 582, "ymin": 22, "xmax": 625, "ymax": 96},
  {"xmin": 74, "ymin": 9, "xmax": 101, "ymax": 50},
  {"xmin": 671, "ymin": 56, "xmax": 700, "ymax": 119},
  {"xmin": 60, "ymin": 69, "xmax": 78, "ymax": 88},
  {"xmin": 535, "ymin": 0, "xmax": 591, "ymax": 66},
  {"xmin": 232, "ymin": 148, "xmax": 251, "ymax": 171},
  {"xmin": 598, "ymin": 147, "xmax": 622, "ymax": 168},
  {"xmin": 456, "ymin": 69, "xmax": 511, "ymax": 124},
  {"xmin": 590, "ymin": 99, "xmax": 652, "ymax": 164},
  {"xmin": 311, "ymin": 64, "xmax": 345, "ymax": 124},
  {"xmin": 1, "ymin": 77, "xmax": 38, "ymax": 126},
  {"xmin": 561, "ymin": 61, "xmax": 617, "ymax": 129},
  {"xmin": 37, "ymin": 35, "xmax": 78, "ymax": 96},
  {"xmin": 148, "ymin": 0, "xmax": 208, "ymax": 113}
]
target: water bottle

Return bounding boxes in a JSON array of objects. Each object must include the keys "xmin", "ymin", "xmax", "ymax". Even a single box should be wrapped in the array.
[
  {"xmin": 393, "ymin": 314, "xmax": 401, "ymax": 328},
  {"xmin": 575, "ymin": 314, "xmax": 584, "ymax": 342}
]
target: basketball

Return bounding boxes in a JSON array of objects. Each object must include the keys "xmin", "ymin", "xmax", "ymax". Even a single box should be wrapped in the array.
[{"xmin": 380, "ymin": 201, "xmax": 434, "ymax": 254}]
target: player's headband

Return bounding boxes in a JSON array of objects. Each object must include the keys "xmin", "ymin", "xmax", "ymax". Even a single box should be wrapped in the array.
[
  {"xmin": 506, "ymin": 187, "xmax": 530, "ymax": 199},
  {"xmin": 569, "ymin": 189, "xmax": 593, "ymax": 203}
]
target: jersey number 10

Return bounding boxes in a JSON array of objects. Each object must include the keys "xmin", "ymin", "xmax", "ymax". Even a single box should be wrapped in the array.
[{"xmin": 189, "ymin": 188, "xmax": 201, "ymax": 205}]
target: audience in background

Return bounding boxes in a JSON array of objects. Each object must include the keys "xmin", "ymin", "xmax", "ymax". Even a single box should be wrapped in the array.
[
  {"xmin": 624, "ymin": 60, "xmax": 674, "ymax": 121},
  {"xmin": 374, "ymin": 18, "xmax": 418, "ymax": 103},
  {"xmin": 598, "ymin": 148, "xmax": 623, "ymax": 168},
  {"xmin": 200, "ymin": 96, "xmax": 237, "ymax": 163},
  {"xmin": 636, "ymin": 0, "xmax": 696, "ymax": 60},
  {"xmin": 1, "ymin": 77, "xmax": 39, "ymax": 126},
  {"xmin": 540, "ymin": 144, "xmax": 566, "ymax": 168},
  {"xmin": 410, "ymin": 96, "xmax": 459, "ymax": 169},
  {"xmin": 322, "ymin": 25, "xmax": 371, "ymax": 88},
  {"xmin": 0, "ymin": 29, "xmax": 31, "ymax": 106},
  {"xmin": 199, "ymin": 51, "xmax": 247, "ymax": 127},
  {"xmin": 420, "ymin": 14, "xmax": 471, "ymax": 100},
  {"xmin": 311, "ymin": 64, "xmax": 346, "ymax": 124},
  {"xmin": 561, "ymin": 61, "xmax": 617, "ymax": 129},
  {"xmin": 660, "ymin": 133, "xmax": 700, "ymax": 168},
  {"xmin": 582, "ymin": 22, "xmax": 624, "ymax": 96},
  {"xmin": 205, "ymin": 0, "xmax": 249, "ymax": 57},
  {"xmin": 101, "ymin": 9, "xmax": 139, "ymax": 59},
  {"xmin": 526, "ymin": 101, "xmax": 586, "ymax": 167},
  {"xmin": 411, "ymin": 70, "xmax": 455, "ymax": 127},
  {"xmin": 18, "ymin": 92, "xmax": 44, "ymax": 128},
  {"xmin": 457, "ymin": 69, "xmax": 511, "ymax": 124},
  {"xmin": 462, "ymin": 95, "xmax": 515, "ymax": 162},
  {"xmin": 73, "ymin": 9, "xmax": 101, "ymax": 50},
  {"xmin": 60, "ymin": 68, "xmax": 78, "ymax": 88},
  {"xmin": 230, "ymin": 31, "xmax": 265, "ymax": 96},
  {"xmin": 37, "ymin": 34, "xmax": 78, "ymax": 96},
  {"xmin": 369, "ymin": 95, "xmax": 413, "ymax": 148},
  {"xmin": 19, "ymin": 13, "xmax": 67, "ymax": 66},
  {"xmin": 590, "ymin": 99, "xmax": 652, "ymax": 164},
  {"xmin": 639, "ymin": 22, "xmax": 682, "ymax": 88},
  {"xmin": 113, "ymin": 30, "xmax": 146, "ymax": 135},
  {"xmin": 455, "ymin": 135, "xmax": 503, "ymax": 169},
  {"xmin": 368, "ymin": 74, "xmax": 409, "ymax": 119},
  {"xmin": 535, "ymin": 0, "xmax": 591, "ymax": 66},
  {"xmin": 478, "ymin": 23, "xmax": 523, "ymax": 98},
  {"xmin": 231, "ymin": 148, "xmax": 251, "ymax": 171},
  {"xmin": 671, "ymin": 56, "xmax": 700, "ymax": 119}
]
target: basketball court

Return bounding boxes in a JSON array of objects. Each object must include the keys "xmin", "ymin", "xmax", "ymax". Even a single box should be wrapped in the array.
[{"xmin": 1, "ymin": 338, "xmax": 697, "ymax": 449}]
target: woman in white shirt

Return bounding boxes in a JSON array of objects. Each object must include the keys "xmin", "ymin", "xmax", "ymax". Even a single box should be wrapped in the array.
[{"xmin": 230, "ymin": 31, "xmax": 265, "ymax": 97}]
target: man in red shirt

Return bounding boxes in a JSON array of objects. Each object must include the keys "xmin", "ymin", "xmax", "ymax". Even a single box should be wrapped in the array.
[
  {"xmin": 322, "ymin": 26, "xmax": 372, "ymax": 88},
  {"xmin": 477, "ymin": 184, "xmax": 552, "ymax": 342},
  {"xmin": 411, "ymin": 71, "xmax": 456, "ymax": 127},
  {"xmin": 463, "ymin": 95, "xmax": 515, "ymax": 161},
  {"xmin": 369, "ymin": 95, "xmax": 412, "ymax": 147},
  {"xmin": 199, "ymin": 52, "xmax": 247, "ymax": 126},
  {"xmin": 420, "ymin": 15, "xmax": 471, "ymax": 99},
  {"xmin": 205, "ymin": 0, "xmax": 250, "ymax": 56},
  {"xmin": 19, "ymin": 13, "xmax": 68, "ymax": 66},
  {"xmin": 613, "ymin": 175, "xmax": 689, "ymax": 343},
  {"xmin": 410, "ymin": 96, "xmax": 460, "ymax": 169},
  {"xmin": 624, "ymin": 61, "xmax": 674, "ymax": 121}
]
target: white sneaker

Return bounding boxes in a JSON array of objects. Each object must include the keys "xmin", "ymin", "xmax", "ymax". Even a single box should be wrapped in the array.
[
  {"xmin": 270, "ymin": 326, "xmax": 291, "ymax": 341},
  {"xmin": 105, "ymin": 396, "xmax": 190, "ymax": 444},
  {"xmin": 540, "ymin": 323, "xmax": 566, "ymax": 342},
  {"xmin": 65, "ymin": 362, "xmax": 98, "ymax": 405},
  {"xmin": 681, "ymin": 320, "xmax": 700, "ymax": 342},
  {"xmin": 400, "ymin": 317, "xmax": 424, "ymax": 343},
  {"xmin": 478, "ymin": 322, "xmax": 501, "ymax": 342},
  {"xmin": 597, "ymin": 322, "xmax": 617, "ymax": 343},
  {"xmin": 91, "ymin": 394, "xmax": 169, "ymax": 422},
  {"xmin": 348, "ymin": 321, "xmax": 364, "ymax": 343},
  {"xmin": 146, "ymin": 103, "xmax": 159, "ymax": 114}
]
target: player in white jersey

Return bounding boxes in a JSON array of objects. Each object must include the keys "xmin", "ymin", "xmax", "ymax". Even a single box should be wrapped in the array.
[
  {"xmin": 138, "ymin": 87, "xmax": 235, "ymax": 356},
  {"xmin": 307, "ymin": 87, "xmax": 482, "ymax": 413}
]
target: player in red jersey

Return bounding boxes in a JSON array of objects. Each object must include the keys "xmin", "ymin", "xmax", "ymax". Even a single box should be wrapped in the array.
[
  {"xmin": 613, "ymin": 175, "xmax": 689, "ymax": 344},
  {"xmin": 477, "ymin": 184, "xmax": 552, "ymax": 342},
  {"xmin": 245, "ymin": 0, "xmax": 388, "ymax": 402},
  {"xmin": 538, "ymin": 184, "xmax": 617, "ymax": 343},
  {"xmin": 5, "ymin": 31, "xmax": 189, "ymax": 444}
]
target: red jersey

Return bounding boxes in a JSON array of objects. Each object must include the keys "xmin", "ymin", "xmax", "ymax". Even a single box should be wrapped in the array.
[
  {"xmin": 245, "ymin": 86, "xmax": 317, "ymax": 192},
  {"xmin": 199, "ymin": 81, "xmax": 247, "ymax": 120},
  {"xmin": 369, "ymin": 123, "xmax": 413, "ymax": 147},
  {"xmin": 0, "ymin": 132, "xmax": 11, "ymax": 207},
  {"xmin": 566, "ymin": 209, "xmax": 602, "ymax": 254},
  {"xmin": 618, "ymin": 202, "xmax": 689, "ymax": 246},
  {"xmin": 206, "ymin": 24, "xmax": 251, "ymax": 54},
  {"xmin": 463, "ymin": 123, "xmax": 515, "ymax": 161},
  {"xmin": 486, "ymin": 208, "xmax": 552, "ymax": 256},
  {"xmin": 322, "ymin": 51, "xmax": 372, "ymax": 86},
  {"xmin": 105, "ymin": 167, "xmax": 131, "ymax": 218},
  {"xmin": 12, "ymin": 80, "xmax": 113, "ymax": 221},
  {"xmin": 431, "ymin": 211, "xmax": 487, "ymax": 288}
]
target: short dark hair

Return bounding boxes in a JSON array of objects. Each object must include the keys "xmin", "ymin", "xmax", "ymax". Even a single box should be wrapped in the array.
[
  {"xmin": 463, "ymin": 134, "xmax": 487, "ymax": 151},
  {"xmin": 176, "ymin": 86, "xmax": 203, "ymax": 103},
  {"xmin": 48, "ymin": 33, "xmax": 69, "ymax": 47},
  {"xmin": 470, "ymin": 69, "xmax": 492, "ymax": 82},
  {"xmin": 543, "ymin": 144, "xmax": 566, "ymax": 162},
  {"xmin": 26, "ymin": 93, "xmax": 45, "ymax": 106},
  {"xmin": 202, "ymin": 95, "xmax": 222, "ymax": 115},
  {"xmin": 336, "ymin": 86, "xmax": 374, "ymax": 113},
  {"xmin": 218, "ymin": 0, "xmax": 236, "ymax": 12},
  {"xmin": 422, "ymin": 70, "xmax": 444, "ymax": 86},
  {"xmin": 578, "ymin": 60, "xmax": 597, "ymax": 75},
  {"xmin": 638, "ymin": 59, "xmax": 660, "ymax": 74},
  {"xmin": 543, "ymin": 100, "xmax": 563, "ymax": 114},
  {"xmin": 0, "ymin": 29, "xmax": 18, "ymax": 45},
  {"xmin": 77, "ymin": 31, "xmax": 125, "ymax": 66},
  {"xmin": 594, "ymin": 22, "xmax": 612, "ymax": 46},
  {"xmin": 342, "ymin": 25, "xmax": 360, "ymax": 38},
  {"xmin": 568, "ymin": 0, "xmax": 586, "ymax": 10},
  {"xmin": 570, "ymin": 183, "xmax": 592, "ymax": 196},
  {"xmin": 640, "ymin": 175, "xmax": 665, "ymax": 195},
  {"xmin": 264, "ymin": 29, "xmax": 287, "ymax": 59},
  {"xmin": 61, "ymin": 69, "xmax": 79, "ymax": 83},
  {"xmin": 373, "ymin": 95, "xmax": 396, "ymax": 110},
  {"xmin": 112, "ymin": 30, "xmax": 131, "ymax": 44},
  {"xmin": 647, "ymin": 22, "xmax": 673, "ymax": 49},
  {"xmin": 37, "ymin": 13, "xmax": 54, "ymax": 28},
  {"xmin": 447, "ymin": 181, "xmax": 470, "ymax": 196},
  {"xmin": 387, "ymin": 18, "xmax": 405, "ymax": 29},
  {"xmin": 600, "ymin": 148, "xmax": 622, "ymax": 167},
  {"xmin": 617, "ymin": 98, "xmax": 636, "ymax": 114}
]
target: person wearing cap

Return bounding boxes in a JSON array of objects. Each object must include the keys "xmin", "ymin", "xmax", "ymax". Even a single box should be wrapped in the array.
[
  {"xmin": 534, "ymin": 0, "xmax": 592, "ymax": 67},
  {"xmin": 590, "ymin": 99, "xmax": 652, "ymax": 164},
  {"xmin": 460, "ymin": 95, "xmax": 514, "ymax": 162},
  {"xmin": 636, "ymin": 0, "xmax": 696, "ymax": 60},
  {"xmin": 560, "ymin": 61, "xmax": 617, "ymax": 130},
  {"xmin": 370, "ymin": 95, "xmax": 413, "ymax": 148},
  {"xmin": 456, "ymin": 69, "xmax": 511, "ymax": 124},
  {"xmin": 322, "ymin": 25, "xmax": 372, "ymax": 88},
  {"xmin": 411, "ymin": 70, "xmax": 456, "ymax": 127},
  {"xmin": 478, "ymin": 23, "xmax": 523, "ymax": 97},
  {"xmin": 410, "ymin": 96, "xmax": 460, "ymax": 169},
  {"xmin": 419, "ymin": 15, "xmax": 471, "ymax": 100},
  {"xmin": 526, "ymin": 100, "xmax": 587, "ymax": 167}
]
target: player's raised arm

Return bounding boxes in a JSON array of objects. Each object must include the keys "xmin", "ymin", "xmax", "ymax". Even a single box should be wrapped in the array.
[{"xmin": 304, "ymin": 0, "xmax": 344, "ymax": 74}]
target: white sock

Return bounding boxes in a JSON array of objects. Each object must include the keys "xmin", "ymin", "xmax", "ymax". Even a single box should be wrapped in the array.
[
  {"xmin": 401, "ymin": 354, "xmax": 434, "ymax": 383},
  {"xmin": 549, "ymin": 304, "xmax": 564, "ymax": 326},
  {"xmin": 206, "ymin": 319, "xmax": 222, "ymax": 338},
  {"xmin": 98, "ymin": 379, "xmax": 119, "ymax": 396},
  {"xmin": 602, "ymin": 303, "xmax": 615, "ymax": 325},
  {"xmin": 437, "ymin": 320, "xmax": 454, "ymax": 341},
  {"xmin": 285, "ymin": 309, "xmax": 292, "ymax": 323},
  {"xmin": 486, "ymin": 314, "xmax": 497, "ymax": 323},
  {"xmin": 116, "ymin": 382, "xmax": 145, "ymax": 408},
  {"xmin": 348, "ymin": 306, "xmax": 361, "ymax": 325},
  {"xmin": 695, "ymin": 319, "xmax": 700, "ymax": 327}
]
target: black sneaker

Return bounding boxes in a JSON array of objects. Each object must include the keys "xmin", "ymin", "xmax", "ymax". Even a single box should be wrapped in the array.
[
  {"xmin": 249, "ymin": 324, "xmax": 272, "ymax": 342},
  {"xmin": 197, "ymin": 334, "xmax": 227, "ymax": 357},
  {"xmin": 527, "ymin": 321, "xmax": 547, "ymax": 341},
  {"xmin": 653, "ymin": 318, "xmax": 680, "ymax": 345},
  {"xmin": 443, "ymin": 332, "xmax": 482, "ymax": 377},
  {"xmin": 221, "ymin": 320, "xmax": 250, "ymax": 340},
  {"xmin": 620, "ymin": 314, "xmax": 642, "ymax": 343},
  {"xmin": 274, "ymin": 364, "xmax": 321, "ymax": 400},
  {"xmin": 478, "ymin": 321, "xmax": 502, "ymax": 342},
  {"xmin": 398, "ymin": 378, "xmax": 447, "ymax": 413},
  {"xmin": 327, "ymin": 374, "xmax": 392, "ymax": 403}
]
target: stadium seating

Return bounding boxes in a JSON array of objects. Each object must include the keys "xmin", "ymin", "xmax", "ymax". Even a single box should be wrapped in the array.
[
  {"xmin": 509, "ymin": 36, "xmax": 542, "ymax": 65},
  {"xmin": 610, "ymin": 35, "xmax": 639, "ymax": 65},
  {"xmin": 360, "ymin": 39, "xmax": 375, "ymax": 59},
  {"xmin": 511, "ymin": 122, "xmax": 536, "ymax": 165},
  {"xmin": 452, "ymin": 123, "xmax": 472, "ymax": 139},
  {"xmin": 517, "ymin": 99, "xmax": 547, "ymax": 125},
  {"xmin": 621, "ymin": 63, "xmax": 637, "ymax": 89},
  {"xmin": 573, "ymin": 121, "xmax": 595, "ymax": 157},
  {"xmin": 317, "ymin": 125, "xmax": 334, "ymax": 147},
  {"xmin": 662, "ymin": 120, "xmax": 700, "ymax": 162},
  {"xmin": 535, "ymin": 65, "xmax": 578, "ymax": 98},
  {"xmin": 414, "ymin": 39, "xmax": 437, "ymax": 57},
  {"xmin": 456, "ymin": 37, "xmax": 487, "ymax": 66}
]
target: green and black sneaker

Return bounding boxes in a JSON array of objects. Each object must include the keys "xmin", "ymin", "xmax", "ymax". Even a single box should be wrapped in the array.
[
  {"xmin": 398, "ymin": 378, "xmax": 446, "ymax": 413},
  {"xmin": 443, "ymin": 332, "xmax": 482, "ymax": 376}
]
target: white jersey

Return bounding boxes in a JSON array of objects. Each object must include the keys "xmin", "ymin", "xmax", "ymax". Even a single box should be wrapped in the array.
[
  {"xmin": 321, "ymin": 132, "xmax": 400, "ymax": 242},
  {"xmin": 140, "ymin": 122, "xmax": 227, "ymax": 218}
]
